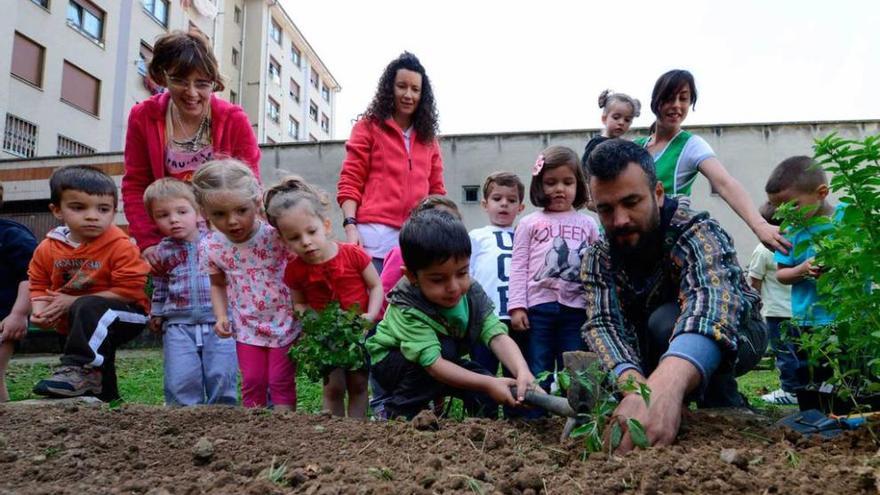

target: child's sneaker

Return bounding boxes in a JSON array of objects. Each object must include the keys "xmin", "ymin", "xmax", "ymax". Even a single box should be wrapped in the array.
[
  {"xmin": 33, "ymin": 365, "xmax": 102, "ymax": 398},
  {"xmin": 761, "ymin": 388, "xmax": 798, "ymax": 405}
]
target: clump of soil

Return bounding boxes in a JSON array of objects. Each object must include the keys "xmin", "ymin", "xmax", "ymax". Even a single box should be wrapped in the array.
[{"xmin": 0, "ymin": 402, "xmax": 876, "ymax": 494}]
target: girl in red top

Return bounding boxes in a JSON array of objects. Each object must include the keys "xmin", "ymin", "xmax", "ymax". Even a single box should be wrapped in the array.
[
  {"xmin": 337, "ymin": 52, "xmax": 445, "ymax": 273},
  {"xmin": 122, "ymin": 30, "xmax": 260, "ymax": 266},
  {"xmin": 268, "ymin": 177, "xmax": 383, "ymax": 418}
]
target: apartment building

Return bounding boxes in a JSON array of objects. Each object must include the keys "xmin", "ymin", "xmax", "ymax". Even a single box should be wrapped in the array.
[
  {"xmin": 1, "ymin": 0, "xmax": 338, "ymax": 160},
  {"xmin": 224, "ymin": 0, "xmax": 339, "ymax": 144}
]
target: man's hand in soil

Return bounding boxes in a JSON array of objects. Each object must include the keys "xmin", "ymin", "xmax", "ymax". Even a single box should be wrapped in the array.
[{"xmin": 613, "ymin": 356, "xmax": 700, "ymax": 455}]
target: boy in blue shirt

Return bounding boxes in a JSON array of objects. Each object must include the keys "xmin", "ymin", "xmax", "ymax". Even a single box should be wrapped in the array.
[{"xmin": 766, "ymin": 155, "xmax": 842, "ymax": 391}]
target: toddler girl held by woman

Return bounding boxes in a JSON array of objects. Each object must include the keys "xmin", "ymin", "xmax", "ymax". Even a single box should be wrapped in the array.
[
  {"xmin": 509, "ymin": 146, "xmax": 600, "ymax": 394},
  {"xmin": 192, "ymin": 160, "xmax": 299, "ymax": 410},
  {"xmin": 266, "ymin": 177, "xmax": 383, "ymax": 419},
  {"xmin": 582, "ymin": 89, "xmax": 641, "ymax": 171}
]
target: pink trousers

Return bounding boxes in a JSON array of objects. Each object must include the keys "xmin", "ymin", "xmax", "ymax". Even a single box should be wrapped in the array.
[{"xmin": 236, "ymin": 342, "xmax": 297, "ymax": 408}]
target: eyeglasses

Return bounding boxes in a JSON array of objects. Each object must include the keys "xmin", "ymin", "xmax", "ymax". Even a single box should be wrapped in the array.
[{"xmin": 164, "ymin": 72, "xmax": 216, "ymax": 92}]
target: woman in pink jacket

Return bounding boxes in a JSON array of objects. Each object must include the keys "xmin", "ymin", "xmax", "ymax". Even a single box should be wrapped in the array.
[
  {"xmin": 337, "ymin": 52, "xmax": 445, "ymax": 272},
  {"xmin": 122, "ymin": 30, "xmax": 260, "ymax": 266}
]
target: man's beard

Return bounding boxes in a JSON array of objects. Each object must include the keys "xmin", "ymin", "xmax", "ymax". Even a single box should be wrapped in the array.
[{"xmin": 608, "ymin": 203, "xmax": 662, "ymax": 258}]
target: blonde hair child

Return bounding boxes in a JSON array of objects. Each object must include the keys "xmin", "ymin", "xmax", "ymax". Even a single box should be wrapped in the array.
[{"xmin": 192, "ymin": 160, "xmax": 300, "ymax": 410}]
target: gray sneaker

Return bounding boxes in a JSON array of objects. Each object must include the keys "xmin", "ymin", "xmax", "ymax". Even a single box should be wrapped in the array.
[{"xmin": 33, "ymin": 365, "xmax": 102, "ymax": 398}]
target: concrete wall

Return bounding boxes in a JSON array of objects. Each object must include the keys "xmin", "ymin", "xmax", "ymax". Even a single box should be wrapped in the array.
[
  {"xmin": 3, "ymin": 119, "xmax": 878, "ymax": 263},
  {"xmin": 261, "ymin": 119, "xmax": 880, "ymax": 263}
]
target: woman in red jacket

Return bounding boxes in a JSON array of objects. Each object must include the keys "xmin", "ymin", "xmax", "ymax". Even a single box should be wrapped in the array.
[
  {"xmin": 337, "ymin": 52, "xmax": 445, "ymax": 272},
  {"xmin": 122, "ymin": 30, "xmax": 260, "ymax": 266}
]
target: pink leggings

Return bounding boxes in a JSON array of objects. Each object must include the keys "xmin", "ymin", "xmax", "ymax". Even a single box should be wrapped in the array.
[{"xmin": 236, "ymin": 342, "xmax": 297, "ymax": 408}]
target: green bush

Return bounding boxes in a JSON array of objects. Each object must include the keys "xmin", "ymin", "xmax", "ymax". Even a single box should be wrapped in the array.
[{"xmin": 775, "ymin": 133, "xmax": 880, "ymax": 409}]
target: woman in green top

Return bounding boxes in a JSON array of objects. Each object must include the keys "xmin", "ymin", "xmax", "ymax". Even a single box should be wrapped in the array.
[{"xmin": 636, "ymin": 69, "xmax": 789, "ymax": 253}]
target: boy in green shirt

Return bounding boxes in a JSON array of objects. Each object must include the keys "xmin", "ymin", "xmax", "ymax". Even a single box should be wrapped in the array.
[{"xmin": 367, "ymin": 209, "xmax": 535, "ymax": 419}]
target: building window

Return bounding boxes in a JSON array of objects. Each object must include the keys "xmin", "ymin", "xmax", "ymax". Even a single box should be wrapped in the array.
[
  {"xmin": 231, "ymin": 48, "xmax": 239, "ymax": 67},
  {"xmin": 289, "ymin": 78, "xmax": 300, "ymax": 103},
  {"xmin": 270, "ymin": 18, "xmax": 281, "ymax": 45},
  {"xmin": 462, "ymin": 186, "xmax": 480, "ymax": 204},
  {"xmin": 233, "ymin": 6, "xmax": 241, "ymax": 24},
  {"xmin": 320, "ymin": 113, "xmax": 329, "ymax": 133},
  {"xmin": 290, "ymin": 43, "xmax": 301, "ymax": 67},
  {"xmin": 57, "ymin": 135, "xmax": 95, "ymax": 156},
  {"xmin": 309, "ymin": 100, "xmax": 318, "ymax": 122},
  {"xmin": 11, "ymin": 33, "xmax": 45, "ymax": 88},
  {"xmin": 67, "ymin": 0, "xmax": 105, "ymax": 43},
  {"xmin": 321, "ymin": 83, "xmax": 330, "ymax": 102},
  {"xmin": 230, "ymin": 91, "xmax": 238, "ymax": 104},
  {"xmin": 61, "ymin": 61, "xmax": 101, "ymax": 116},
  {"xmin": 143, "ymin": 0, "xmax": 169, "ymax": 27},
  {"xmin": 31, "ymin": 0, "xmax": 50, "ymax": 8},
  {"xmin": 137, "ymin": 42, "xmax": 153, "ymax": 77},
  {"xmin": 267, "ymin": 97, "xmax": 280, "ymax": 123},
  {"xmin": 310, "ymin": 67, "xmax": 319, "ymax": 89},
  {"xmin": 288, "ymin": 116, "xmax": 299, "ymax": 139},
  {"xmin": 268, "ymin": 57, "xmax": 281, "ymax": 85},
  {"xmin": 3, "ymin": 114, "xmax": 38, "ymax": 158}
]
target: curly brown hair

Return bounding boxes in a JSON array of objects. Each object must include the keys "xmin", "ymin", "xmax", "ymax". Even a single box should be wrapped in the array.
[{"xmin": 362, "ymin": 52, "xmax": 439, "ymax": 143}]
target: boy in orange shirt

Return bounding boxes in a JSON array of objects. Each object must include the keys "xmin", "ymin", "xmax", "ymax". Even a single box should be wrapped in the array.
[{"xmin": 29, "ymin": 166, "xmax": 150, "ymax": 401}]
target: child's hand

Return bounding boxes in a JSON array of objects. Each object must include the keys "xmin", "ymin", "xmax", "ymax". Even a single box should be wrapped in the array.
[
  {"xmin": 512, "ymin": 370, "xmax": 537, "ymax": 404},
  {"xmin": 360, "ymin": 313, "xmax": 376, "ymax": 323},
  {"xmin": 0, "ymin": 312, "xmax": 28, "ymax": 342},
  {"xmin": 486, "ymin": 377, "xmax": 518, "ymax": 407},
  {"xmin": 148, "ymin": 316, "xmax": 165, "ymax": 335},
  {"xmin": 509, "ymin": 309, "xmax": 529, "ymax": 331},
  {"xmin": 31, "ymin": 291, "xmax": 76, "ymax": 326},
  {"xmin": 214, "ymin": 319, "xmax": 233, "ymax": 338},
  {"xmin": 800, "ymin": 258, "xmax": 823, "ymax": 279}
]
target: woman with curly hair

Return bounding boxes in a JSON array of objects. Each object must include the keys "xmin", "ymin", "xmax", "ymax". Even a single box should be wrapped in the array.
[{"xmin": 336, "ymin": 52, "xmax": 445, "ymax": 272}]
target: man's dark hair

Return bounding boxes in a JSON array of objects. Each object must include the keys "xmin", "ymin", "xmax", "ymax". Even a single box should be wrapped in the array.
[
  {"xmin": 49, "ymin": 165, "xmax": 118, "ymax": 206},
  {"xmin": 765, "ymin": 156, "xmax": 827, "ymax": 194},
  {"xmin": 585, "ymin": 139, "xmax": 657, "ymax": 188},
  {"xmin": 399, "ymin": 209, "xmax": 471, "ymax": 274}
]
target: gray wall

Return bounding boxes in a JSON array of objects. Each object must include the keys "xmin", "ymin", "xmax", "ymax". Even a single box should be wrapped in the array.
[
  {"xmin": 3, "ymin": 119, "xmax": 877, "ymax": 264},
  {"xmin": 260, "ymin": 120, "xmax": 880, "ymax": 263}
]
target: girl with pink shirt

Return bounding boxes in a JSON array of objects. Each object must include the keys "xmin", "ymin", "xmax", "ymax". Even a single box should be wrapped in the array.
[
  {"xmin": 192, "ymin": 160, "xmax": 300, "ymax": 410},
  {"xmin": 508, "ymin": 146, "xmax": 600, "ymax": 393}
]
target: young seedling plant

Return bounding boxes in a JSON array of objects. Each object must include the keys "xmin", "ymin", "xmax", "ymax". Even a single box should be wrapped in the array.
[
  {"xmin": 538, "ymin": 360, "xmax": 651, "ymax": 458},
  {"xmin": 288, "ymin": 302, "xmax": 372, "ymax": 382}
]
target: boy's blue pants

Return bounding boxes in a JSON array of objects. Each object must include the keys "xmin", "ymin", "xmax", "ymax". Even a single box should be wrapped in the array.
[{"xmin": 163, "ymin": 323, "xmax": 238, "ymax": 406}]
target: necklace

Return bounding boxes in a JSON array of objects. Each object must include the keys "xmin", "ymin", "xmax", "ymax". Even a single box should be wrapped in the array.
[{"xmin": 171, "ymin": 103, "xmax": 210, "ymax": 152}]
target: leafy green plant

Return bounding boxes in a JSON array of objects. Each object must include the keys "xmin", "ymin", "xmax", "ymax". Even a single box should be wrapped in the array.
[
  {"xmin": 288, "ymin": 302, "xmax": 372, "ymax": 382},
  {"xmin": 551, "ymin": 360, "xmax": 651, "ymax": 456},
  {"xmin": 774, "ymin": 133, "xmax": 880, "ymax": 412}
]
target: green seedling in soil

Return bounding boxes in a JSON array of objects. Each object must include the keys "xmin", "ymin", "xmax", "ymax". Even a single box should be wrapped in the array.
[
  {"xmin": 450, "ymin": 474, "xmax": 485, "ymax": 495},
  {"xmin": 289, "ymin": 302, "xmax": 372, "ymax": 382},
  {"xmin": 43, "ymin": 447, "xmax": 60, "ymax": 458},
  {"xmin": 367, "ymin": 467, "xmax": 394, "ymax": 481},
  {"xmin": 774, "ymin": 133, "xmax": 880, "ymax": 433},
  {"xmin": 784, "ymin": 448, "xmax": 801, "ymax": 468},
  {"xmin": 557, "ymin": 360, "xmax": 651, "ymax": 457},
  {"xmin": 262, "ymin": 456, "xmax": 289, "ymax": 487}
]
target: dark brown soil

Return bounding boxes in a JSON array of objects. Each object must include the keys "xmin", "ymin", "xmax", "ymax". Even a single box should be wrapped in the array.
[{"xmin": 0, "ymin": 403, "xmax": 877, "ymax": 494}]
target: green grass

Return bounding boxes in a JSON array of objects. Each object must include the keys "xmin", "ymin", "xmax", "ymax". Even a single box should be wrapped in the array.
[
  {"xmin": 7, "ymin": 350, "xmax": 792, "ymax": 416},
  {"xmin": 7, "ymin": 350, "xmax": 324, "ymax": 410}
]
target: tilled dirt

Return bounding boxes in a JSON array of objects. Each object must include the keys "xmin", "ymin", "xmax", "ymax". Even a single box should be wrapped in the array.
[{"xmin": 0, "ymin": 402, "xmax": 878, "ymax": 494}]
